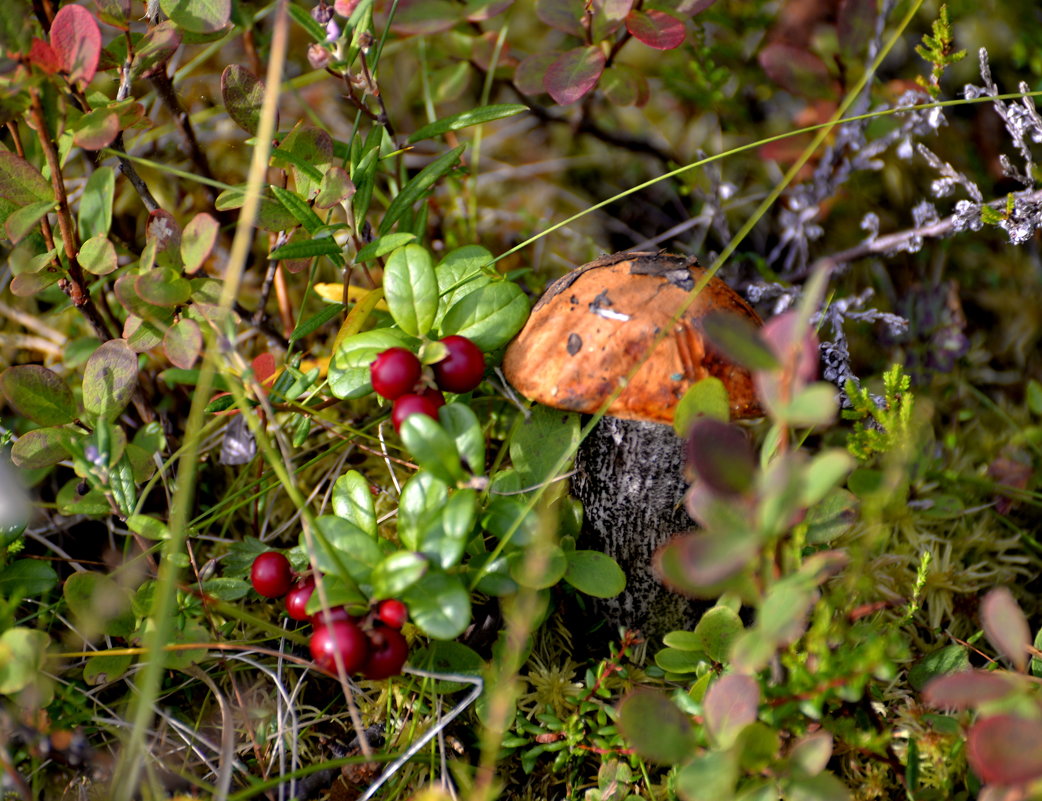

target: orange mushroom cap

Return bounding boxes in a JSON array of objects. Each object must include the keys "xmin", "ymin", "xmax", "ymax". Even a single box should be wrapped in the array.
[{"xmin": 502, "ymin": 251, "xmax": 763, "ymax": 424}]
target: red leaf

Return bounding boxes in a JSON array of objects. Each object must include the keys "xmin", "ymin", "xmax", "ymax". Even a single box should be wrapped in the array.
[
  {"xmin": 981, "ymin": 587, "xmax": 1031, "ymax": 672},
  {"xmin": 50, "ymin": 4, "xmax": 102, "ymax": 86},
  {"xmin": 625, "ymin": 9, "xmax": 685, "ymax": 50},
  {"xmin": 703, "ymin": 674, "xmax": 760, "ymax": 747},
  {"xmin": 923, "ymin": 670, "xmax": 1018, "ymax": 710},
  {"xmin": 968, "ymin": 715, "xmax": 1042, "ymax": 786},
  {"xmin": 252, "ymin": 353, "xmax": 277, "ymax": 387},
  {"xmin": 29, "ymin": 38, "xmax": 61, "ymax": 74},
  {"xmin": 544, "ymin": 46, "xmax": 605, "ymax": 105}
]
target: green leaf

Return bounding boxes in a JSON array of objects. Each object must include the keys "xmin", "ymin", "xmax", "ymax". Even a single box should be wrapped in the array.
[
  {"xmin": 411, "ymin": 640, "xmax": 484, "ymax": 692},
  {"xmin": 109, "ymin": 455, "xmax": 137, "ymax": 517},
  {"xmin": 384, "ymin": 244, "xmax": 439, "ymax": 337},
  {"xmin": 801, "ymin": 449, "xmax": 855, "ymax": 507},
  {"xmin": 78, "ymin": 234, "xmax": 117, "ymax": 276},
  {"xmin": 563, "ymin": 550, "xmax": 625, "ymax": 598},
  {"xmin": 161, "ymin": 0, "xmax": 231, "ymax": 34},
  {"xmin": 671, "ymin": 749, "xmax": 737, "ymax": 799},
  {"xmin": 355, "ymin": 232, "xmax": 416, "ymax": 262},
  {"xmin": 221, "ymin": 64, "xmax": 265, "ymax": 135},
  {"xmin": 439, "ymin": 403, "xmax": 485, "ymax": 474},
  {"xmin": 439, "ymin": 281, "xmax": 529, "ymax": 351},
  {"xmin": 180, "ymin": 212, "xmax": 219, "ymax": 273},
  {"xmin": 371, "ymin": 551, "xmax": 429, "ymax": 599},
  {"xmin": 78, "ymin": 165, "xmax": 114, "ymax": 240},
  {"xmin": 408, "ymin": 104, "xmax": 528, "ymax": 143},
  {"xmin": 127, "ymin": 514, "xmax": 171, "ymax": 540},
  {"xmin": 135, "ymin": 267, "xmax": 192, "ymax": 307},
  {"xmin": 402, "ymin": 571, "xmax": 471, "ymax": 640},
  {"xmin": 56, "ymin": 477, "xmax": 109, "ymax": 516},
  {"xmin": 618, "ymin": 689, "xmax": 697, "ymax": 764},
  {"xmin": 331, "ymin": 470, "xmax": 377, "ymax": 537},
  {"xmin": 0, "ymin": 151, "xmax": 54, "ymax": 206},
  {"xmin": 310, "ymin": 515, "xmax": 384, "ymax": 584},
  {"xmin": 82, "ymin": 339, "xmax": 138, "ymax": 422},
  {"xmin": 435, "ymin": 245, "xmax": 494, "ymax": 321},
  {"xmin": 11, "ymin": 427, "xmax": 70, "ymax": 469},
  {"xmin": 83, "ymin": 652, "xmax": 131, "ymax": 685},
  {"xmin": 481, "ymin": 496, "xmax": 538, "ymax": 546},
  {"xmin": 328, "ymin": 328, "xmax": 415, "ymax": 399},
  {"xmin": 315, "ymin": 165, "xmax": 355, "ymax": 210},
  {"xmin": 163, "ymin": 318, "xmax": 202, "ymax": 370},
  {"xmin": 269, "ymin": 236, "xmax": 341, "ymax": 261},
  {"xmin": 379, "ymin": 145, "xmax": 465, "ymax": 235},
  {"xmin": 654, "ymin": 647, "xmax": 708, "ymax": 674},
  {"xmin": 420, "ymin": 488, "xmax": 476, "ymax": 569},
  {"xmin": 694, "ymin": 605, "xmax": 743, "ymax": 663},
  {"xmin": 509, "ymin": 405, "xmax": 579, "ymax": 489},
  {"xmin": 0, "ymin": 558, "xmax": 58, "ymax": 596},
  {"xmin": 275, "ymin": 124, "xmax": 332, "ymax": 199},
  {"xmin": 290, "ymin": 303, "xmax": 343, "ymax": 343},
  {"xmin": 774, "ymin": 383, "xmax": 838, "ymax": 428},
  {"xmin": 509, "ymin": 543, "xmax": 567, "ymax": 589},
  {"xmin": 673, "ymin": 377, "xmax": 730, "ymax": 435},
  {"xmin": 0, "ymin": 628, "xmax": 51, "ymax": 694},
  {"xmin": 784, "ymin": 772, "xmax": 851, "ymax": 801},
  {"xmin": 1, "ymin": 365, "xmax": 76, "ymax": 426},
  {"xmin": 130, "ymin": 20, "xmax": 181, "ymax": 80},
  {"xmin": 6, "ymin": 201, "xmax": 54, "ymax": 243},
  {"xmin": 398, "ymin": 472, "xmax": 449, "ymax": 550},
  {"xmin": 400, "ymin": 413, "xmax": 466, "ymax": 485}
]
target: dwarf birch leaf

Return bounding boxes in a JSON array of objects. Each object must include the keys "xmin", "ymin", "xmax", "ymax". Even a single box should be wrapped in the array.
[
  {"xmin": 50, "ymin": 4, "xmax": 101, "ymax": 86},
  {"xmin": 82, "ymin": 339, "xmax": 138, "ymax": 422},
  {"xmin": 545, "ymin": 46, "xmax": 605, "ymax": 105}
]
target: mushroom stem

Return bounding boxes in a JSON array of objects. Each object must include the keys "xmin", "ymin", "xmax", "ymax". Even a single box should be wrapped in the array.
[{"xmin": 572, "ymin": 416, "xmax": 699, "ymax": 643}]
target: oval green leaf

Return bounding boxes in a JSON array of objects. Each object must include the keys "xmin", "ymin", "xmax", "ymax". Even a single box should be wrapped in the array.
[
  {"xmin": 384, "ymin": 244, "xmax": 439, "ymax": 337},
  {"xmin": 1, "ymin": 365, "xmax": 76, "ymax": 426}
]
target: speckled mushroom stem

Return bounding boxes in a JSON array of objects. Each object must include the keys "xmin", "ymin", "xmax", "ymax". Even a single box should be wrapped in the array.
[{"xmin": 572, "ymin": 416, "xmax": 701, "ymax": 644}]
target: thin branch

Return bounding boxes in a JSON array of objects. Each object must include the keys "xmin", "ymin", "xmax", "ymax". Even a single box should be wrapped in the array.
[{"xmin": 801, "ymin": 187, "xmax": 1042, "ymax": 278}]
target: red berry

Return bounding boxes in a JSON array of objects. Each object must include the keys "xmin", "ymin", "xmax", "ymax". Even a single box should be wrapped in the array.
[
  {"xmin": 376, "ymin": 599, "xmax": 408, "ymax": 629},
  {"xmin": 251, "ymin": 551, "xmax": 294, "ymax": 598},
  {"xmin": 370, "ymin": 347, "xmax": 422, "ymax": 400},
  {"xmin": 309, "ymin": 620, "xmax": 369, "ymax": 674},
  {"xmin": 391, "ymin": 392, "xmax": 442, "ymax": 433},
  {"xmin": 417, "ymin": 386, "xmax": 446, "ymax": 410},
  {"xmin": 362, "ymin": 626, "xmax": 409, "ymax": 679},
  {"xmin": 311, "ymin": 605, "xmax": 354, "ymax": 628},
  {"xmin": 432, "ymin": 336, "xmax": 485, "ymax": 394},
  {"xmin": 285, "ymin": 577, "xmax": 316, "ymax": 621}
]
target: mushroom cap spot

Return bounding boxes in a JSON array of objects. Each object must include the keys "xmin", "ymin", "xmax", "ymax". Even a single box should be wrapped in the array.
[{"xmin": 502, "ymin": 251, "xmax": 764, "ymax": 423}]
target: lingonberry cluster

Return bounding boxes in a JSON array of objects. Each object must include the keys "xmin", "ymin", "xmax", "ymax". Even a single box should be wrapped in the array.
[
  {"xmin": 250, "ymin": 551, "xmax": 409, "ymax": 679},
  {"xmin": 370, "ymin": 335, "xmax": 485, "ymax": 432}
]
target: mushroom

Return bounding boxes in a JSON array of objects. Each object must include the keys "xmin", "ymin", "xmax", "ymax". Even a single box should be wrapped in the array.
[{"xmin": 503, "ymin": 251, "xmax": 763, "ymax": 641}]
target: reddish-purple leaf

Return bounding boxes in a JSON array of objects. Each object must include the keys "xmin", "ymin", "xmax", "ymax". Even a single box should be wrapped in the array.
[
  {"xmin": 685, "ymin": 418, "xmax": 755, "ymax": 496},
  {"xmin": 536, "ymin": 0, "xmax": 586, "ymax": 37},
  {"xmin": 968, "ymin": 715, "xmax": 1042, "ymax": 786},
  {"xmin": 754, "ymin": 311, "xmax": 819, "ymax": 418},
  {"xmin": 923, "ymin": 670, "xmax": 1018, "ymax": 710},
  {"xmin": 625, "ymin": 9, "xmax": 685, "ymax": 50},
  {"xmin": 514, "ymin": 51, "xmax": 560, "ymax": 96},
  {"xmin": 544, "ymin": 46, "xmax": 605, "ymax": 105},
  {"xmin": 591, "ymin": 0, "xmax": 632, "ymax": 38},
  {"xmin": 655, "ymin": 529, "xmax": 758, "ymax": 596},
  {"xmin": 758, "ymin": 42, "xmax": 833, "ymax": 99},
  {"xmin": 981, "ymin": 587, "xmax": 1031, "ymax": 672},
  {"xmin": 50, "ymin": 4, "xmax": 102, "ymax": 86},
  {"xmin": 29, "ymin": 38, "xmax": 61, "ymax": 74},
  {"xmin": 703, "ymin": 674, "xmax": 760, "ymax": 748},
  {"xmin": 146, "ymin": 209, "xmax": 181, "ymax": 253}
]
